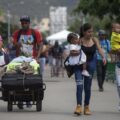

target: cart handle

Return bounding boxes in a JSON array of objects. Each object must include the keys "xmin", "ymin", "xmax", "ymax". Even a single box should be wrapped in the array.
[{"xmin": 43, "ymin": 83, "xmax": 46, "ymax": 90}]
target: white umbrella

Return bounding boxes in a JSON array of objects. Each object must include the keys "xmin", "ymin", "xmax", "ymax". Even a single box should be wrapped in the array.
[{"xmin": 46, "ymin": 30, "xmax": 71, "ymax": 44}]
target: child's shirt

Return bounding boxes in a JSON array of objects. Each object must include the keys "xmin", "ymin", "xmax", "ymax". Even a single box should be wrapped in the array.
[
  {"xmin": 64, "ymin": 44, "xmax": 86, "ymax": 65},
  {"xmin": 69, "ymin": 44, "xmax": 81, "ymax": 51},
  {"xmin": 111, "ymin": 32, "xmax": 120, "ymax": 50}
]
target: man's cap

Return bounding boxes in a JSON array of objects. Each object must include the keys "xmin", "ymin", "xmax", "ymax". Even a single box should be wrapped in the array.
[
  {"xmin": 20, "ymin": 15, "xmax": 30, "ymax": 22},
  {"xmin": 98, "ymin": 29, "xmax": 106, "ymax": 35}
]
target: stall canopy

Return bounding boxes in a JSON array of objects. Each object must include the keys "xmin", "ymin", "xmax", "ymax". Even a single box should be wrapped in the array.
[{"xmin": 46, "ymin": 30, "xmax": 71, "ymax": 44}]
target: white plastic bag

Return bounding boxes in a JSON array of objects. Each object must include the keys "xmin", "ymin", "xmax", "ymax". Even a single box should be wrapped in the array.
[{"xmin": 0, "ymin": 55, "xmax": 5, "ymax": 66}]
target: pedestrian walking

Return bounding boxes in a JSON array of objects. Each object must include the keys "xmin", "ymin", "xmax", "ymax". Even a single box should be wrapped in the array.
[
  {"xmin": 12, "ymin": 15, "xmax": 43, "ymax": 109},
  {"xmin": 110, "ymin": 22, "xmax": 120, "ymax": 111},
  {"xmin": 96, "ymin": 29, "xmax": 111, "ymax": 91},
  {"xmin": 50, "ymin": 41, "xmax": 63, "ymax": 77},
  {"xmin": 73, "ymin": 23, "xmax": 106, "ymax": 115}
]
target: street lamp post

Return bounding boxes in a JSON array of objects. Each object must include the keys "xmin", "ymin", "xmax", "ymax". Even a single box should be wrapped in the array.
[{"xmin": 7, "ymin": 10, "xmax": 11, "ymax": 43}]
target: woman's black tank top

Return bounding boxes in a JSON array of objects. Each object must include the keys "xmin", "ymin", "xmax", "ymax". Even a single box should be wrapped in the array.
[{"xmin": 81, "ymin": 44, "xmax": 96, "ymax": 62}]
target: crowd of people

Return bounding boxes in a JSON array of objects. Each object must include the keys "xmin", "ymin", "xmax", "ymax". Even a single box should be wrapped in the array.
[{"xmin": 0, "ymin": 15, "xmax": 120, "ymax": 113}]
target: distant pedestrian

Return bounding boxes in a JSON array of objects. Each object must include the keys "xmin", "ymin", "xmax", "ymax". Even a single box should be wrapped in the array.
[
  {"xmin": 39, "ymin": 38, "xmax": 50, "ymax": 76},
  {"xmin": 50, "ymin": 41, "xmax": 63, "ymax": 77},
  {"xmin": 96, "ymin": 30, "xmax": 111, "ymax": 92},
  {"xmin": 0, "ymin": 35, "xmax": 9, "ymax": 67},
  {"xmin": 6, "ymin": 36, "xmax": 16, "ymax": 61}
]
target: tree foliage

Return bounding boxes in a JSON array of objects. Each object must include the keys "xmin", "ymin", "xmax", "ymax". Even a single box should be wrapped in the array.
[
  {"xmin": 0, "ymin": 21, "xmax": 19, "ymax": 44},
  {"xmin": 74, "ymin": 0, "xmax": 120, "ymax": 21},
  {"xmin": 68, "ymin": 18, "xmax": 81, "ymax": 33}
]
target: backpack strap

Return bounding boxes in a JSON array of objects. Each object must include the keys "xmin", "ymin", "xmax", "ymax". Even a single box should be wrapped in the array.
[
  {"xmin": 17, "ymin": 29, "xmax": 23, "ymax": 42},
  {"xmin": 31, "ymin": 29, "xmax": 36, "ymax": 43},
  {"xmin": 105, "ymin": 40, "xmax": 109, "ymax": 52},
  {"xmin": 78, "ymin": 50, "xmax": 82, "ymax": 63},
  {"xmin": 64, "ymin": 50, "xmax": 82, "ymax": 66},
  {"xmin": 17, "ymin": 29, "xmax": 36, "ymax": 43}
]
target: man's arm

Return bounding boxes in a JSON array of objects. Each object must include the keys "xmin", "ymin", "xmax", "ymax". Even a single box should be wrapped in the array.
[
  {"xmin": 36, "ymin": 42, "xmax": 43, "ymax": 60},
  {"xmin": 34, "ymin": 29, "xmax": 43, "ymax": 60}
]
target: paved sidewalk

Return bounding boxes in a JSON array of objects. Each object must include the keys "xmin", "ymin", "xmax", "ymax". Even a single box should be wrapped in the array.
[
  {"xmin": 0, "ymin": 65, "xmax": 119, "ymax": 120},
  {"xmin": 42, "ymin": 65, "xmax": 120, "ymax": 120}
]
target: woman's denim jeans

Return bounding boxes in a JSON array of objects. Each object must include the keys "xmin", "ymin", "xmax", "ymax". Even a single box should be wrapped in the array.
[
  {"xmin": 73, "ymin": 66, "xmax": 83, "ymax": 105},
  {"xmin": 115, "ymin": 65, "xmax": 120, "ymax": 100},
  {"xmin": 74, "ymin": 54, "xmax": 96, "ymax": 106}
]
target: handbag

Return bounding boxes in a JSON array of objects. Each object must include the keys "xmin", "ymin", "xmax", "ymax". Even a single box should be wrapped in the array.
[{"xmin": 64, "ymin": 57, "xmax": 74, "ymax": 78}]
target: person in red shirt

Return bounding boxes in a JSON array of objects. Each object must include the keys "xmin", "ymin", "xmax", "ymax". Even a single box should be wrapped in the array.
[
  {"xmin": 0, "ymin": 35, "xmax": 3, "ymax": 49},
  {"xmin": 12, "ymin": 15, "xmax": 43, "ymax": 59},
  {"xmin": 12, "ymin": 15, "xmax": 43, "ymax": 109}
]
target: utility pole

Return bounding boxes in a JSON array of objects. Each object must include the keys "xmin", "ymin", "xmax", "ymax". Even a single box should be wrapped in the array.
[{"xmin": 7, "ymin": 10, "xmax": 11, "ymax": 43}]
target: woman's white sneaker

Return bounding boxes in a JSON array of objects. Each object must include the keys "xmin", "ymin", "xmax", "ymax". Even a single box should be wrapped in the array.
[{"xmin": 82, "ymin": 70, "xmax": 90, "ymax": 77}]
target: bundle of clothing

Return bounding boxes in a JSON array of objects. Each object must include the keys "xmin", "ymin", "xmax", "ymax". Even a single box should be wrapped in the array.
[{"xmin": 6, "ymin": 56, "xmax": 40, "ymax": 75}]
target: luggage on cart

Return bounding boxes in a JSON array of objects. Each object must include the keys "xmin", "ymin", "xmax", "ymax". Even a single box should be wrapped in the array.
[
  {"xmin": 1, "ymin": 74, "xmax": 43, "ymax": 90},
  {"xmin": 0, "ymin": 73, "xmax": 46, "ymax": 112}
]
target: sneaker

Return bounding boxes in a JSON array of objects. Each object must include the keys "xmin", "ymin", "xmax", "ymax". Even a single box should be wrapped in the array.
[
  {"xmin": 17, "ymin": 102, "xmax": 23, "ymax": 109},
  {"xmin": 118, "ymin": 102, "xmax": 120, "ymax": 111},
  {"xmin": 26, "ymin": 102, "xmax": 32, "ymax": 108},
  {"xmin": 74, "ymin": 105, "xmax": 82, "ymax": 115},
  {"xmin": 99, "ymin": 88, "xmax": 104, "ymax": 92},
  {"xmin": 118, "ymin": 105, "xmax": 120, "ymax": 111},
  {"xmin": 84, "ymin": 105, "xmax": 91, "ymax": 115},
  {"xmin": 82, "ymin": 70, "xmax": 90, "ymax": 77}
]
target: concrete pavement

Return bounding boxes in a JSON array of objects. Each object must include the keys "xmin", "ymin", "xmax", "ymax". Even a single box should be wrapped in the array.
[{"xmin": 0, "ymin": 65, "xmax": 120, "ymax": 120}]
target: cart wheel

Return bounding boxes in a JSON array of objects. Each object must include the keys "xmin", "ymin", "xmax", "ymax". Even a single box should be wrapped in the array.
[
  {"xmin": 7, "ymin": 101, "xmax": 13, "ymax": 111},
  {"xmin": 36, "ymin": 100, "xmax": 42, "ymax": 111}
]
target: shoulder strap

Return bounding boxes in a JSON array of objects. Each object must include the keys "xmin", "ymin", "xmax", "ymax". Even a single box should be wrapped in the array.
[
  {"xmin": 105, "ymin": 40, "xmax": 109, "ymax": 52},
  {"xmin": 64, "ymin": 50, "xmax": 82, "ymax": 66},
  {"xmin": 17, "ymin": 29, "xmax": 36, "ymax": 42},
  {"xmin": 78, "ymin": 50, "xmax": 82, "ymax": 63},
  {"xmin": 17, "ymin": 29, "xmax": 23, "ymax": 41},
  {"xmin": 92, "ymin": 37, "xmax": 96, "ymax": 44},
  {"xmin": 31, "ymin": 29, "xmax": 36, "ymax": 43}
]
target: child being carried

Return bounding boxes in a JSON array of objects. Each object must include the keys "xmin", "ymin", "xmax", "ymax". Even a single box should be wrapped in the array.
[{"xmin": 65, "ymin": 32, "xmax": 90, "ymax": 77}]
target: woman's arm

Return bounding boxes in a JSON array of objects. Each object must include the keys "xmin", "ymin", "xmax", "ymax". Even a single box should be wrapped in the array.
[{"xmin": 93, "ymin": 37, "xmax": 106, "ymax": 64}]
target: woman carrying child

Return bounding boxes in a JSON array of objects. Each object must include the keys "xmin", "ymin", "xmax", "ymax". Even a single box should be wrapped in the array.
[
  {"xmin": 65, "ymin": 23, "xmax": 106, "ymax": 116},
  {"xmin": 110, "ymin": 22, "xmax": 120, "ymax": 111}
]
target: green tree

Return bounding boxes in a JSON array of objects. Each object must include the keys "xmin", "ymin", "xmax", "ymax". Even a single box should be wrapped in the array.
[
  {"xmin": 68, "ymin": 18, "xmax": 81, "ymax": 33},
  {"xmin": 74, "ymin": 0, "xmax": 120, "ymax": 21},
  {"xmin": 0, "ymin": 21, "xmax": 19, "ymax": 45}
]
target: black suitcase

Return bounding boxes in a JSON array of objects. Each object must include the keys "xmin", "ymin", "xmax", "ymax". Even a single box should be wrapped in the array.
[
  {"xmin": 0, "ymin": 74, "xmax": 46, "ymax": 112},
  {"xmin": 1, "ymin": 74, "xmax": 43, "ymax": 90}
]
